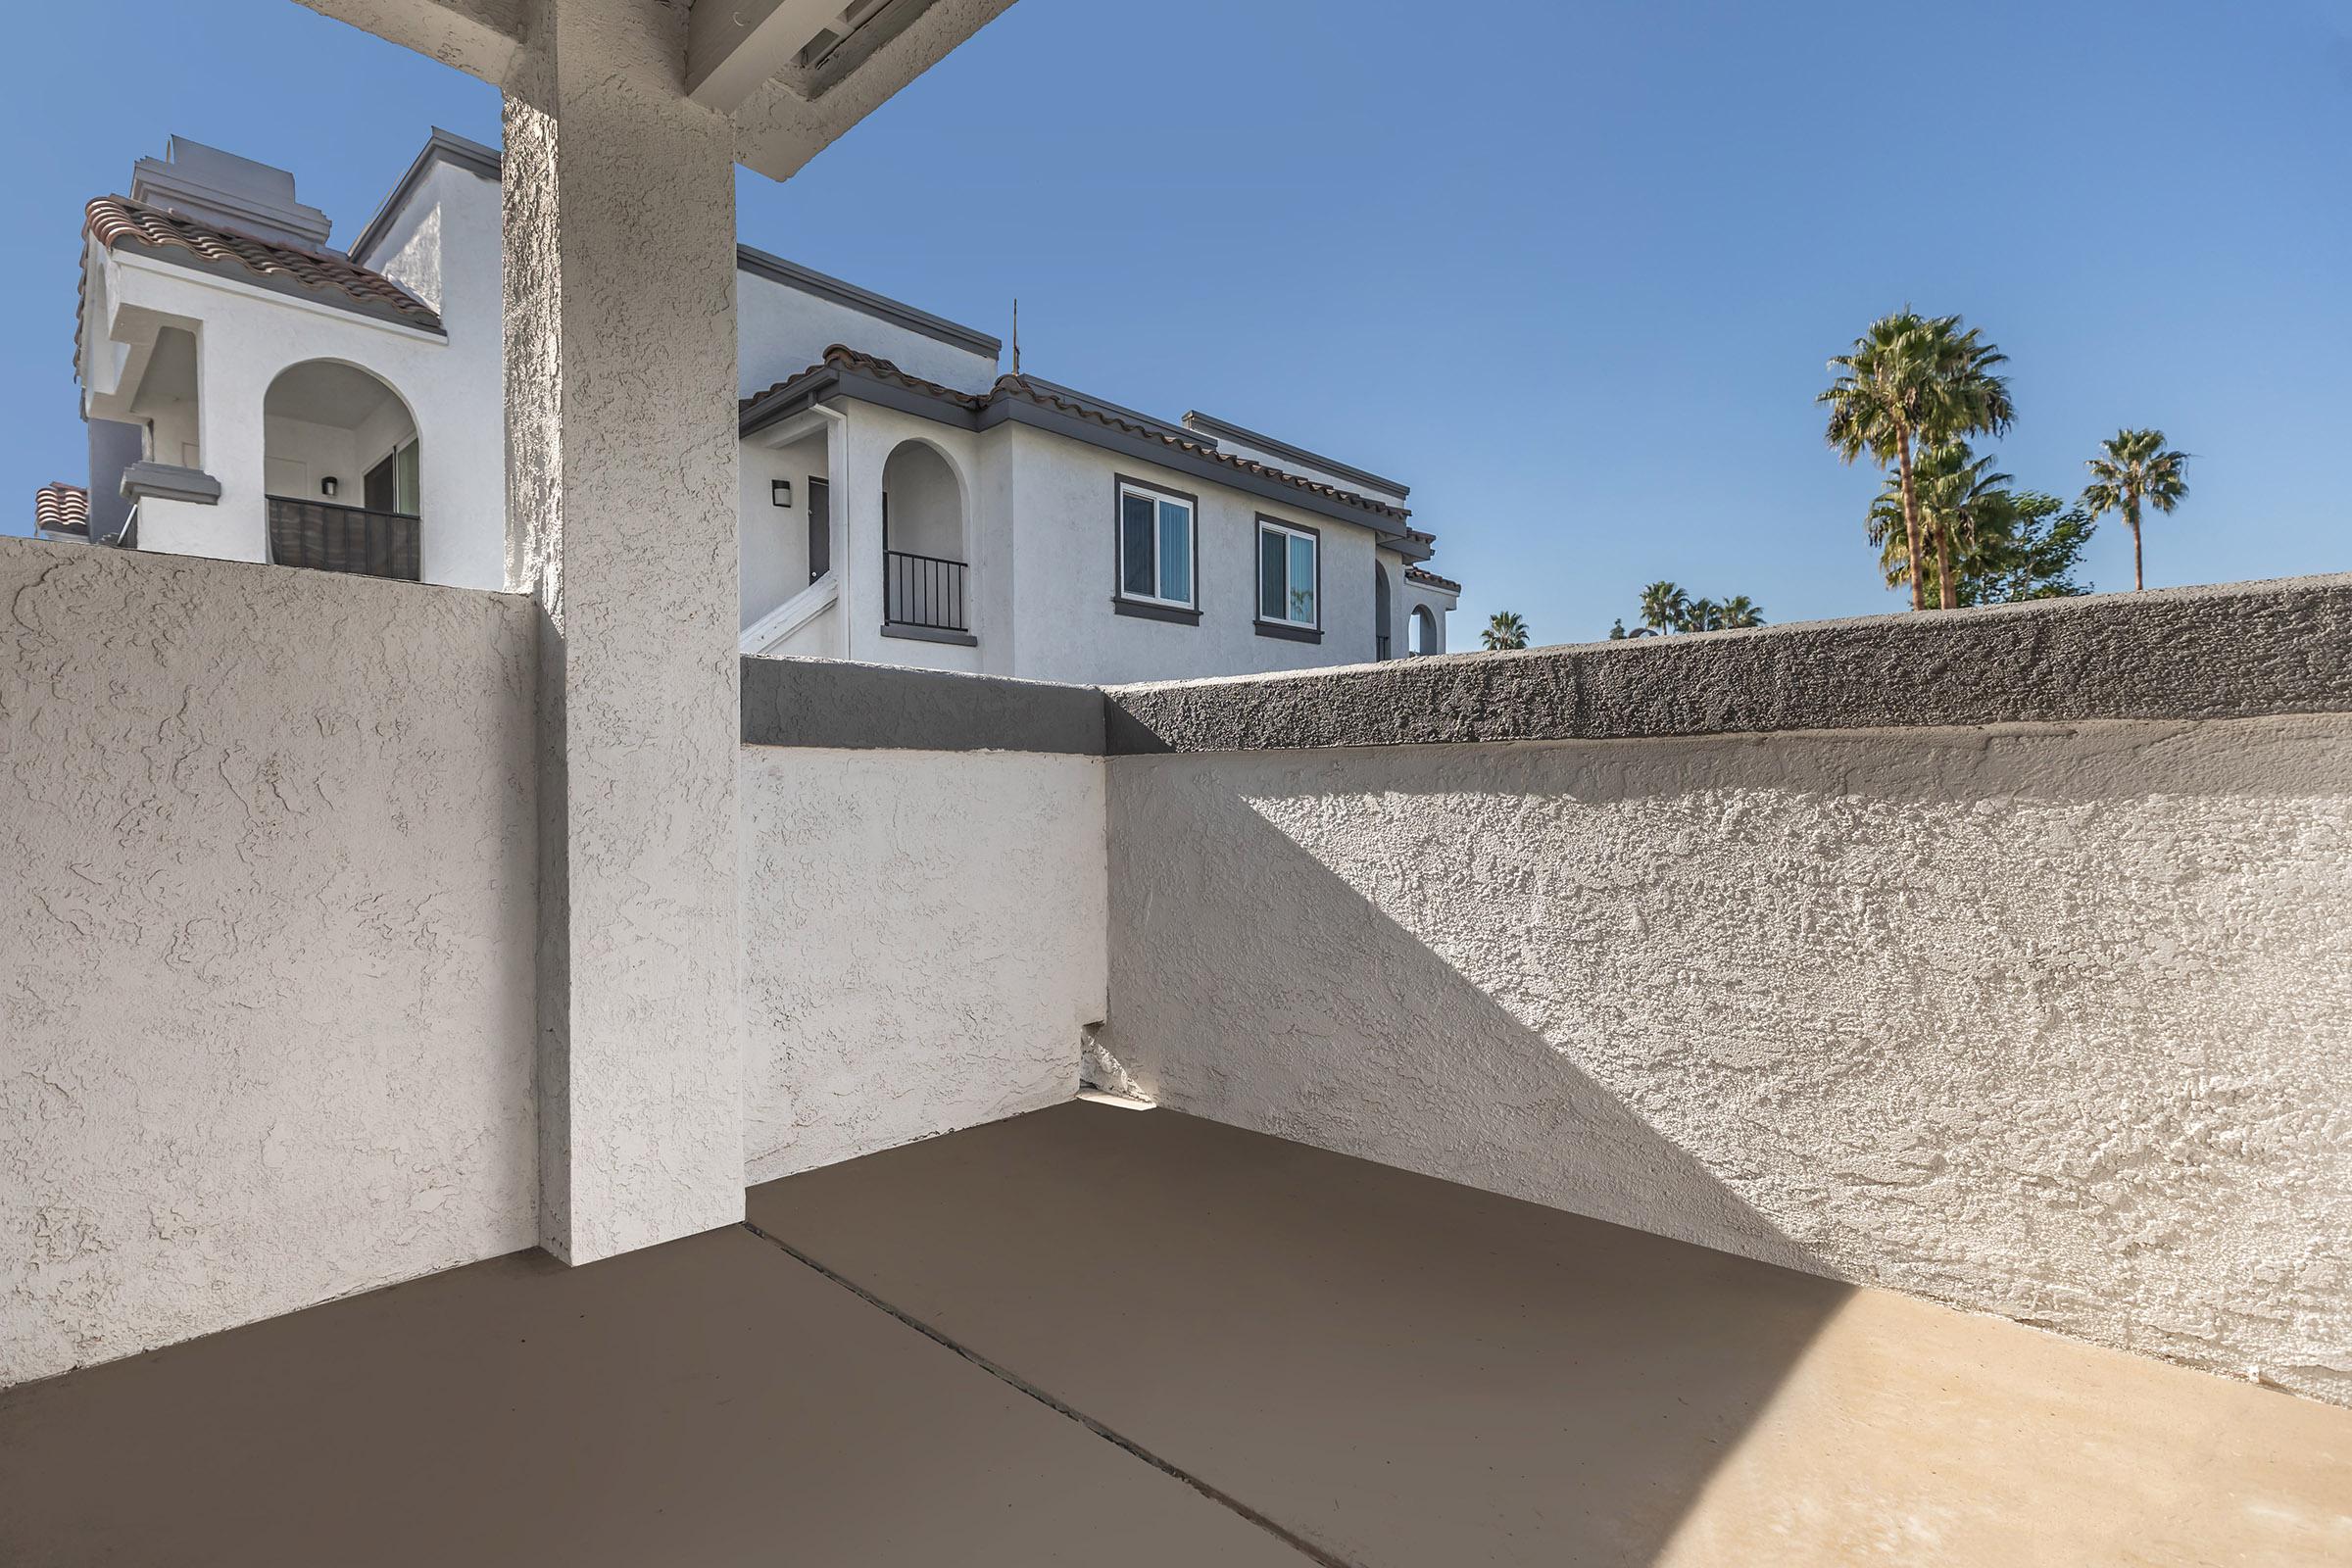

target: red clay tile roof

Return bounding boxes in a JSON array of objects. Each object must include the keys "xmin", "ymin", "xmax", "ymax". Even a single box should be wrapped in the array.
[
  {"xmin": 743, "ymin": 346, "xmax": 1420, "ymax": 527},
  {"xmin": 1405, "ymin": 564, "xmax": 1460, "ymax": 594},
  {"xmin": 83, "ymin": 196, "xmax": 442, "ymax": 331},
  {"xmin": 35, "ymin": 482, "xmax": 89, "ymax": 536}
]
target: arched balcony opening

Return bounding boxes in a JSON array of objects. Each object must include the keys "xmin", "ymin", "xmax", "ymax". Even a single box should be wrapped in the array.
[
  {"xmin": 1410, "ymin": 604, "xmax": 1441, "ymax": 657},
  {"xmin": 880, "ymin": 439, "xmax": 969, "ymax": 639},
  {"xmin": 1375, "ymin": 564, "xmax": 1394, "ymax": 660},
  {"xmin": 263, "ymin": 361, "xmax": 420, "ymax": 580}
]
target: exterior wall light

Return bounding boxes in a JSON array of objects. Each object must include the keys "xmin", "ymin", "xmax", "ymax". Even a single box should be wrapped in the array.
[
  {"xmin": 321, "ymin": 476, "xmax": 340, "ymax": 498},
  {"xmin": 772, "ymin": 478, "xmax": 792, "ymax": 508}
]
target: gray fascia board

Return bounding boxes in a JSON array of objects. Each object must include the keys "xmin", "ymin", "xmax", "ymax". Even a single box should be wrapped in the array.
[
  {"xmin": 980, "ymin": 397, "xmax": 1411, "ymax": 542},
  {"xmin": 348, "ymin": 127, "xmax": 502, "ymax": 267},
  {"xmin": 1181, "ymin": 410, "xmax": 1409, "ymax": 500},
  {"xmin": 117, "ymin": 240, "xmax": 446, "ymax": 336},
  {"xmin": 736, "ymin": 244, "xmax": 1002, "ymax": 360},
  {"xmin": 1102, "ymin": 573, "xmax": 2352, "ymax": 755},
  {"xmin": 120, "ymin": 462, "xmax": 221, "ymax": 505},
  {"xmin": 1016, "ymin": 376, "xmax": 1198, "ymax": 446},
  {"xmin": 741, "ymin": 656, "xmax": 1105, "ymax": 754},
  {"xmin": 755, "ymin": 368, "xmax": 1414, "ymax": 541}
]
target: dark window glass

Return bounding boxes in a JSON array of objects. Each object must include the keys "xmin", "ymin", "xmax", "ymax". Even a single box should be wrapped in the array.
[
  {"xmin": 1259, "ymin": 526, "xmax": 1286, "ymax": 620},
  {"xmin": 1121, "ymin": 492, "xmax": 1157, "ymax": 598}
]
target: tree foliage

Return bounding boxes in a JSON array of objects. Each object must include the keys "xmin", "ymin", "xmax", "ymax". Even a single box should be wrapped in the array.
[
  {"xmin": 1820, "ymin": 311, "xmax": 2016, "ymax": 610},
  {"xmin": 1481, "ymin": 611, "xmax": 1530, "ymax": 651},
  {"xmin": 2082, "ymin": 428, "xmax": 2189, "ymax": 591},
  {"xmin": 1608, "ymin": 582, "xmax": 1765, "ymax": 636}
]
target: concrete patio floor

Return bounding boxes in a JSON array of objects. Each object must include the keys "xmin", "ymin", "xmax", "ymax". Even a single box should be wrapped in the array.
[{"xmin": 6, "ymin": 1102, "xmax": 2348, "ymax": 1566}]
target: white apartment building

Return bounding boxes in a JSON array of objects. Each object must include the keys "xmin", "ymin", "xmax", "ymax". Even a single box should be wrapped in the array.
[{"xmin": 64, "ymin": 131, "xmax": 1460, "ymax": 683}]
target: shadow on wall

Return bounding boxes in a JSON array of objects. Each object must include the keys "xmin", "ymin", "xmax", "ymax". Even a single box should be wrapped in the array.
[
  {"xmin": 1098, "ymin": 753, "xmax": 1823, "ymax": 1273},
  {"xmin": 1098, "ymin": 722, "xmax": 2352, "ymax": 1410}
]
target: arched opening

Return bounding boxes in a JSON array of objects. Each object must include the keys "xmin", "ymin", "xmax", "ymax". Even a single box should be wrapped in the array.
[
  {"xmin": 881, "ymin": 439, "xmax": 968, "ymax": 635},
  {"xmin": 1410, "ymin": 604, "xmax": 1440, "ymax": 657},
  {"xmin": 1375, "ymin": 564, "xmax": 1394, "ymax": 660},
  {"xmin": 263, "ymin": 361, "xmax": 420, "ymax": 580}
]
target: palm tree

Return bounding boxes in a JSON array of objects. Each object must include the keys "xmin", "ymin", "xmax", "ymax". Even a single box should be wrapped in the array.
[
  {"xmin": 2081, "ymin": 429, "xmax": 2189, "ymax": 591},
  {"xmin": 1482, "ymin": 611, "xmax": 1530, "ymax": 651},
  {"xmin": 1820, "ymin": 311, "xmax": 2016, "ymax": 611},
  {"xmin": 1869, "ymin": 442, "xmax": 2016, "ymax": 609},
  {"xmin": 1637, "ymin": 580, "xmax": 1689, "ymax": 634},
  {"xmin": 1717, "ymin": 595, "xmax": 1765, "ymax": 628},
  {"xmin": 1684, "ymin": 597, "xmax": 1723, "ymax": 631}
]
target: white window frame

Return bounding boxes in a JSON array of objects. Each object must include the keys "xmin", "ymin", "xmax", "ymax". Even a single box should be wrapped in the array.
[
  {"xmin": 1256, "ymin": 517, "xmax": 1321, "ymax": 630},
  {"xmin": 1116, "ymin": 479, "xmax": 1197, "ymax": 610}
]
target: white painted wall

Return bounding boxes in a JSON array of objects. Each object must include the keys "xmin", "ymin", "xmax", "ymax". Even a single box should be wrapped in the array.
[
  {"xmin": 91, "ymin": 178, "xmax": 504, "ymax": 591},
  {"xmin": 1001, "ymin": 423, "xmax": 1388, "ymax": 684},
  {"xmin": 1102, "ymin": 719, "xmax": 2352, "ymax": 1407},
  {"xmin": 741, "ymin": 430, "xmax": 827, "ymax": 628},
  {"xmin": 738, "ymin": 265, "xmax": 999, "ymax": 398},
  {"xmin": 0, "ymin": 541, "xmax": 538, "ymax": 1389},
  {"xmin": 739, "ymin": 746, "xmax": 1108, "ymax": 1183}
]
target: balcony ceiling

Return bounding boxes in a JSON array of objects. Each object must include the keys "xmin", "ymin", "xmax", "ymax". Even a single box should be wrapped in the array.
[{"xmin": 291, "ymin": 0, "xmax": 1017, "ymax": 181}]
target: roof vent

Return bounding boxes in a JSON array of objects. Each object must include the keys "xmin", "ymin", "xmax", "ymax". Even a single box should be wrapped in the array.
[{"xmin": 129, "ymin": 137, "xmax": 332, "ymax": 252}]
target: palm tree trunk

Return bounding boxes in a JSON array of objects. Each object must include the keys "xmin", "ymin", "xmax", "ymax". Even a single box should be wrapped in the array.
[
  {"xmin": 1896, "ymin": 433, "xmax": 1925, "ymax": 612},
  {"xmin": 2129, "ymin": 499, "xmax": 2144, "ymax": 590},
  {"xmin": 1936, "ymin": 529, "xmax": 1958, "ymax": 610}
]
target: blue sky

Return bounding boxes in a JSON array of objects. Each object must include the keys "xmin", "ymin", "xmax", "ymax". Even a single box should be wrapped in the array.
[{"xmin": 5, "ymin": 0, "xmax": 2346, "ymax": 642}]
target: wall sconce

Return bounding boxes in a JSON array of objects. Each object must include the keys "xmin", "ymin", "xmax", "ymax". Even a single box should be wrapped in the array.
[
  {"xmin": 771, "ymin": 478, "xmax": 793, "ymax": 509},
  {"xmin": 321, "ymin": 476, "xmax": 340, "ymax": 498}
]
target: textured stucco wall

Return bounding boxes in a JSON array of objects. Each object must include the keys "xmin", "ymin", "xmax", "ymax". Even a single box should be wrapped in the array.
[
  {"xmin": 1003, "ymin": 424, "xmax": 1386, "ymax": 684},
  {"xmin": 504, "ymin": 0, "xmax": 746, "ymax": 1262},
  {"xmin": 0, "ymin": 541, "xmax": 538, "ymax": 1389},
  {"xmin": 1102, "ymin": 718, "xmax": 2352, "ymax": 1404},
  {"xmin": 739, "ymin": 747, "xmax": 1107, "ymax": 1182}
]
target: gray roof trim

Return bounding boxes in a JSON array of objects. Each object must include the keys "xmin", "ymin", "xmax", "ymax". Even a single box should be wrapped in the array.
[
  {"xmin": 117, "ymin": 238, "xmax": 449, "ymax": 337},
  {"xmin": 1102, "ymin": 574, "xmax": 2352, "ymax": 755},
  {"xmin": 1016, "ymin": 376, "xmax": 1199, "ymax": 446},
  {"xmin": 742, "ymin": 656, "xmax": 1105, "ymax": 754},
  {"xmin": 120, "ymin": 462, "xmax": 221, "ymax": 506},
  {"xmin": 741, "ymin": 361, "xmax": 1425, "ymax": 543},
  {"xmin": 347, "ymin": 134, "xmax": 1003, "ymax": 363},
  {"xmin": 979, "ymin": 397, "xmax": 1410, "ymax": 542},
  {"xmin": 1180, "ymin": 411, "xmax": 1409, "ymax": 500},
  {"xmin": 736, "ymin": 244, "xmax": 1002, "ymax": 359},
  {"xmin": 348, "ymin": 127, "xmax": 502, "ymax": 267}
]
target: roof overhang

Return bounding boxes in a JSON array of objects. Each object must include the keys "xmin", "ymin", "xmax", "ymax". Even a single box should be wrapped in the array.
[
  {"xmin": 294, "ymin": 0, "xmax": 1019, "ymax": 184},
  {"xmin": 742, "ymin": 361, "xmax": 1430, "ymax": 549}
]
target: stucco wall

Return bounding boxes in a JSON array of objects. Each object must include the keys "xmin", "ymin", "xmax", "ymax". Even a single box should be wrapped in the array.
[
  {"xmin": 1102, "ymin": 717, "xmax": 2352, "ymax": 1405},
  {"xmin": 739, "ymin": 745, "xmax": 1107, "ymax": 1183},
  {"xmin": 1004, "ymin": 424, "xmax": 1386, "ymax": 684},
  {"xmin": 95, "ymin": 154, "xmax": 506, "ymax": 592},
  {"xmin": 0, "ymin": 541, "xmax": 538, "ymax": 1389}
]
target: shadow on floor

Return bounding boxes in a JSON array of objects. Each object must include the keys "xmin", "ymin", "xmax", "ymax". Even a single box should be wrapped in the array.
[
  {"xmin": 0, "ymin": 1224, "xmax": 1300, "ymax": 1568},
  {"xmin": 750, "ymin": 1102, "xmax": 1850, "ymax": 1568}
]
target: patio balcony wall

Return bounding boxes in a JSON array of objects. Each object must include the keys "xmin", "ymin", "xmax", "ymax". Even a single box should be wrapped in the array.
[
  {"xmin": 1097, "ymin": 574, "xmax": 2352, "ymax": 1409},
  {"xmin": 6, "ymin": 530, "xmax": 2348, "ymax": 1416}
]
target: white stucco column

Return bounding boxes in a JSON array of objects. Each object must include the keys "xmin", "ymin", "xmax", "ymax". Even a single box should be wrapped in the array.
[{"xmin": 503, "ymin": 0, "xmax": 744, "ymax": 1263}]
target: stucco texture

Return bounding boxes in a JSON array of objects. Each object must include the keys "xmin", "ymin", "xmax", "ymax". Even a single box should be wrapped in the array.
[
  {"xmin": 504, "ymin": 0, "xmax": 747, "ymax": 1262},
  {"xmin": 0, "ymin": 541, "xmax": 538, "ymax": 1388},
  {"xmin": 740, "ymin": 747, "xmax": 1106, "ymax": 1182},
  {"xmin": 1102, "ymin": 717, "xmax": 2352, "ymax": 1405}
]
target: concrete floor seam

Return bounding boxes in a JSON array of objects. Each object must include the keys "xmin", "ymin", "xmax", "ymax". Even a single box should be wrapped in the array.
[{"xmin": 737, "ymin": 1219, "xmax": 1353, "ymax": 1568}]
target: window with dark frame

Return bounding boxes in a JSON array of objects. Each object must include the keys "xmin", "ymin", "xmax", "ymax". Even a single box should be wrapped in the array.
[
  {"xmin": 1257, "ymin": 517, "xmax": 1319, "ymax": 629},
  {"xmin": 1117, "ymin": 480, "xmax": 1195, "ymax": 609}
]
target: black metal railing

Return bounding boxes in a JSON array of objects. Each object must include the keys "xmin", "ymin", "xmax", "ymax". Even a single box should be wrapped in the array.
[
  {"xmin": 883, "ymin": 548, "xmax": 969, "ymax": 633},
  {"xmin": 267, "ymin": 496, "xmax": 420, "ymax": 581}
]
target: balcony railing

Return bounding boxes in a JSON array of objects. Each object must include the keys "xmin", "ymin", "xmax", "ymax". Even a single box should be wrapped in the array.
[
  {"xmin": 266, "ymin": 496, "xmax": 420, "ymax": 582},
  {"xmin": 883, "ymin": 548, "xmax": 969, "ymax": 634}
]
